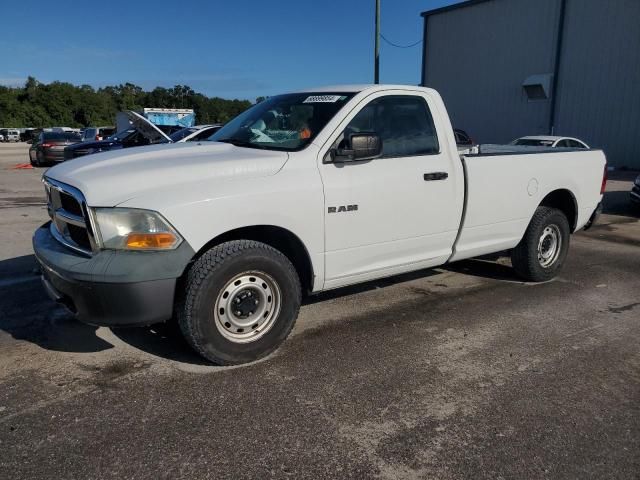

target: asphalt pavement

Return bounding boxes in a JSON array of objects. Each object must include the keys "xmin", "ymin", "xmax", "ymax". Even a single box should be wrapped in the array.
[{"xmin": 0, "ymin": 143, "xmax": 639, "ymax": 479}]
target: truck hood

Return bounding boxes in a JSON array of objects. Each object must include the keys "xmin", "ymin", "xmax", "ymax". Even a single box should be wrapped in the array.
[{"xmin": 46, "ymin": 142, "xmax": 289, "ymax": 206}]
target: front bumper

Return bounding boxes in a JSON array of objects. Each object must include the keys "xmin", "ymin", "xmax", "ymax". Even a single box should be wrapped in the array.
[{"xmin": 33, "ymin": 222, "xmax": 195, "ymax": 327}]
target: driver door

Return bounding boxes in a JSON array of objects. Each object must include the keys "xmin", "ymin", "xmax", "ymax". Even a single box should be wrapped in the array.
[{"xmin": 319, "ymin": 92, "xmax": 462, "ymax": 289}]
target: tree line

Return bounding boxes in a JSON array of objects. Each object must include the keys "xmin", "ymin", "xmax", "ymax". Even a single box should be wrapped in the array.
[{"xmin": 0, "ymin": 77, "xmax": 254, "ymax": 128}]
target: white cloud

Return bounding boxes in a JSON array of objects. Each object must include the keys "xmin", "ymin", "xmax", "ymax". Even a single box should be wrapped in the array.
[{"xmin": 0, "ymin": 77, "xmax": 27, "ymax": 87}]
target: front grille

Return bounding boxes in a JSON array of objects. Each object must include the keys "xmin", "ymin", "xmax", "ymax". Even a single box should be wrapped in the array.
[
  {"xmin": 44, "ymin": 177, "xmax": 97, "ymax": 256},
  {"xmin": 59, "ymin": 191, "xmax": 83, "ymax": 216}
]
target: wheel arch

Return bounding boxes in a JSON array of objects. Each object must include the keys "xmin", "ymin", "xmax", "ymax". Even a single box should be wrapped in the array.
[
  {"xmin": 188, "ymin": 225, "xmax": 315, "ymax": 294},
  {"xmin": 538, "ymin": 189, "xmax": 578, "ymax": 232}
]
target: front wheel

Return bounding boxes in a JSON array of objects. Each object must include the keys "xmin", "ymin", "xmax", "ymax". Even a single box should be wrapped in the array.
[
  {"xmin": 177, "ymin": 240, "xmax": 301, "ymax": 365},
  {"xmin": 511, "ymin": 206, "xmax": 570, "ymax": 282}
]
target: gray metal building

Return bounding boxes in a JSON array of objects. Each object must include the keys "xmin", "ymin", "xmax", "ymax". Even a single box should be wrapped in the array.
[{"xmin": 421, "ymin": 0, "xmax": 640, "ymax": 169}]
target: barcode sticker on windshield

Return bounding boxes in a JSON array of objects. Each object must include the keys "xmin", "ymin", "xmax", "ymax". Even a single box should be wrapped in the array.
[{"xmin": 303, "ymin": 95, "xmax": 343, "ymax": 103}]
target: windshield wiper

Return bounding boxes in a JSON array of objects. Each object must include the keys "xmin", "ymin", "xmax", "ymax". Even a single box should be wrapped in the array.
[{"xmin": 216, "ymin": 138, "xmax": 267, "ymax": 150}]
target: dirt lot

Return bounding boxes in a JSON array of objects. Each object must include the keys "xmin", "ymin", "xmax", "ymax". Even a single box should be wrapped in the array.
[{"xmin": 1, "ymin": 142, "xmax": 639, "ymax": 479}]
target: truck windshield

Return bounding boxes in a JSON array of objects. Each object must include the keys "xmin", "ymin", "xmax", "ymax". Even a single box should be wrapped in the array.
[{"xmin": 207, "ymin": 92, "xmax": 355, "ymax": 151}]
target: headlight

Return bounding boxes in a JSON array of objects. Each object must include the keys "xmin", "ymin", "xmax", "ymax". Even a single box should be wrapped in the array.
[
  {"xmin": 635, "ymin": 176, "xmax": 640, "ymax": 187},
  {"xmin": 92, "ymin": 208, "xmax": 182, "ymax": 250}
]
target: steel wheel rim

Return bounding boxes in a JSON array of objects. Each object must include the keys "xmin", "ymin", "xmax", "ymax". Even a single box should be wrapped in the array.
[
  {"xmin": 214, "ymin": 271, "xmax": 281, "ymax": 343},
  {"xmin": 537, "ymin": 224, "xmax": 562, "ymax": 268}
]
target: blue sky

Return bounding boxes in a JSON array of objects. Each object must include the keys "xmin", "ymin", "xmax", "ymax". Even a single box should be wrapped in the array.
[{"xmin": 0, "ymin": 0, "xmax": 459, "ymax": 101}]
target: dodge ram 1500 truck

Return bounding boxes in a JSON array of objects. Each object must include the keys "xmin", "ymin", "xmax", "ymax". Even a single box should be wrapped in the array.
[{"xmin": 33, "ymin": 85, "xmax": 607, "ymax": 365}]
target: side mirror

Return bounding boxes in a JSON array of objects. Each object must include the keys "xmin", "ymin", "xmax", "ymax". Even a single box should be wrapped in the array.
[{"xmin": 333, "ymin": 133, "xmax": 382, "ymax": 162}]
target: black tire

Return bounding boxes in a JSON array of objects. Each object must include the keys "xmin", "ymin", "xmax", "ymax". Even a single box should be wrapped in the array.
[
  {"xmin": 511, "ymin": 206, "xmax": 570, "ymax": 282},
  {"xmin": 177, "ymin": 240, "xmax": 301, "ymax": 365},
  {"xmin": 35, "ymin": 151, "xmax": 43, "ymax": 167}
]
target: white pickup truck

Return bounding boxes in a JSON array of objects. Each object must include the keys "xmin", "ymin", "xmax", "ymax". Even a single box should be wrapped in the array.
[{"xmin": 34, "ymin": 85, "xmax": 606, "ymax": 365}]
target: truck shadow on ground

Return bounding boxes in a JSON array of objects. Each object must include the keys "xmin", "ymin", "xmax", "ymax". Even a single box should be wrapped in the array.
[
  {"xmin": 0, "ymin": 255, "xmax": 113, "ymax": 354},
  {"xmin": 442, "ymin": 255, "xmax": 522, "ymax": 283},
  {"xmin": 0, "ymin": 253, "xmax": 520, "ymax": 365}
]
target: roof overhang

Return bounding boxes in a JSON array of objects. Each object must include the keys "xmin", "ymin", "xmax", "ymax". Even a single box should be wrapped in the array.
[{"xmin": 421, "ymin": 0, "xmax": 493, "ymax": 18}]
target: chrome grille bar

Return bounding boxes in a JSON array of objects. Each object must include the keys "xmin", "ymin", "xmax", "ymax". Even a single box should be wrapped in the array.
[{"xmin": 43, "ymin": 177, "xmax": 97, "ymax": 256}]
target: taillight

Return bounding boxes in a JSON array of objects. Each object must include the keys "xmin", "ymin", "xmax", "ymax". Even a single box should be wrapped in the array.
[
  {"xmin": 600, "ymin": 164, "xmax": 608, "ymax": 194},
  {"xmin": 95, "ymin": 135, "xmax": 102, "ymax": 141},
  {"xmin": 41, "ymin": 143, "xmax": 53, "ymax": 148}
]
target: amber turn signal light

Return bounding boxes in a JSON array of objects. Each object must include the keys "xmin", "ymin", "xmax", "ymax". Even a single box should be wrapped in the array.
[{"xmin": 125, "ymin": 232, "xmax": 178, "ymax": 250}]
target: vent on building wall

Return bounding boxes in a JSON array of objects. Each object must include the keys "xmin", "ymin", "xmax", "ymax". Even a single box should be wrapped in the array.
[{"xmin": 523, "ymin": 73, "xmax": 553, "ymax": 100}]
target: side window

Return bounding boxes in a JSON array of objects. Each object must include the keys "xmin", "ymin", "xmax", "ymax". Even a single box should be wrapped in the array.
[
  {"xmin": 569, "ymin": 139, "xmax": 586, "ymax": 148},
  {"xmin": 343, "ymin": 95, "xmax": 439, "ymax": 158},
  {"xmin": 556, "ymin": 139, "xmax": 570, "ymax": 148}
]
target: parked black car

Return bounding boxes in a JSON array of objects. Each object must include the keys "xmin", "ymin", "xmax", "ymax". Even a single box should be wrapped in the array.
[
  {"xmin": 65, "ymin": 128, "xmax": 152, "ymax": 160},
  {"xmin": 65, "ymin": 112, "xmax": 182, "ymax": 160}
]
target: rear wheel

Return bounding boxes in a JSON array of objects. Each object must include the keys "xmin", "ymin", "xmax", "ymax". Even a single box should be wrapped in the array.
[
  {"xmin": 511, "ymin": 207, "xmax": 570, "ymax": 282},
  {"xmin": 177, "ymin": 240, "xmax": 301, "ymax": 365}
]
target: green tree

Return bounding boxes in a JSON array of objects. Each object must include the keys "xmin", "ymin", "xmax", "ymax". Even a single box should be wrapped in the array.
[{"xmin": 0, "ymin": 77, "xmax": 252, "ymax": 128}]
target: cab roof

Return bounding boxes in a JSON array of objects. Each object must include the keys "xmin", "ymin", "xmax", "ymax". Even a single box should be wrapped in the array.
[{"xmin": 295, "ymin": 84, "xmax": 437, "ymax": 94}]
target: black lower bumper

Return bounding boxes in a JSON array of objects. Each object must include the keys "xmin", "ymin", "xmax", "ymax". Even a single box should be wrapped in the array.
[
  {"xmin": 33, "ymin": 222, "xmax": 194, "ymax": 327},
  {"xmin": 39, "ymin": 263, "xmax": 177, "ymax": 326}
]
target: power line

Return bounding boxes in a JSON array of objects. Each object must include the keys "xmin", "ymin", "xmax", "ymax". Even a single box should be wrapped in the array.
[{"xmin": 380, "ymin": 33, "xmax": 422, "ymax": 49}]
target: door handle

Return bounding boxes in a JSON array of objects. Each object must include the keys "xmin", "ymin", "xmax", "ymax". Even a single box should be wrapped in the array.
[{"xmin": 423, "ymin": 172, "xmax": 448, "ymax": 181}]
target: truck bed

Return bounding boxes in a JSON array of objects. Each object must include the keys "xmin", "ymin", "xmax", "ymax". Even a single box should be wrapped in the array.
[{"xmin": 450, "ymin": 147, "xmax": 606, "ymax": 262}]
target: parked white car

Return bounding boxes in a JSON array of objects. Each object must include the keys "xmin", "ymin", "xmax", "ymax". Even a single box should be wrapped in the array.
[
  {"xmin": 166, "ymin": 124, "xmax": 223, "ymax": 143},
  {"xmin": 5, "ymin": 130, "xmax": 20, "ymax": 142},
  {"xmin": 34, "ymin": 84, "xmax": 607, "ymax": 365},
  {"xmin": 512, "ymin": 136, "xmax": 589, "ymax": 149}
]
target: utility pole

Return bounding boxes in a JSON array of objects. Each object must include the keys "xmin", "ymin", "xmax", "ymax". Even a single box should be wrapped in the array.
[{"xmin": 374, "ymin": 0, "xmax": 380, "ymax": 84}]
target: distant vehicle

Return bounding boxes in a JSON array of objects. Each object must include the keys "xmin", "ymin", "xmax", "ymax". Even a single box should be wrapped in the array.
[
  {"xmin": 64, "ymin": 111, "xmax": 173, "ymax": 160},
  {"xmin": 47, "ymin": 127, "xmax": 78, "ymax": 133},
  {"xmin": 631, "ymin": 175, "xmax": 640, "ymax": 205},
  {"xmin": 116, "ymin": 108, "xmax": 195, "ymax": 133},
  {"xmin": 29, "ymin": 131, "xmax": 82, "ymax": 166},
  {"xmin": 81, "ymin": 127, "xmax": 116, "ymax": 142},
  {"xmin": 20, "ymin": 128, "xmax": 39, "ymax": 143},
  {"xmin": 512, "ymin": 136, "xmax": 589, "ymax": 149},
  {"xmin": 165, "ymin": 124, "xmax": 223, "ymax": 143},
  {"xmin": 454, "ymin": 128, "xmax": 475, "ymax": 152},
  {"xmin": 5, "ymin": 130, "xmax": 20, "ymax": 142}
]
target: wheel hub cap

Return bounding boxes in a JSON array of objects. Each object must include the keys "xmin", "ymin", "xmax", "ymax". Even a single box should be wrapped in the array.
[
  {"xmin": 537, "ymin": 224, "xmax": 562, "ymax": 268},
  {"xmin": 214, "ymin": 272, "xmax": 281, "ymax": 343}
]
